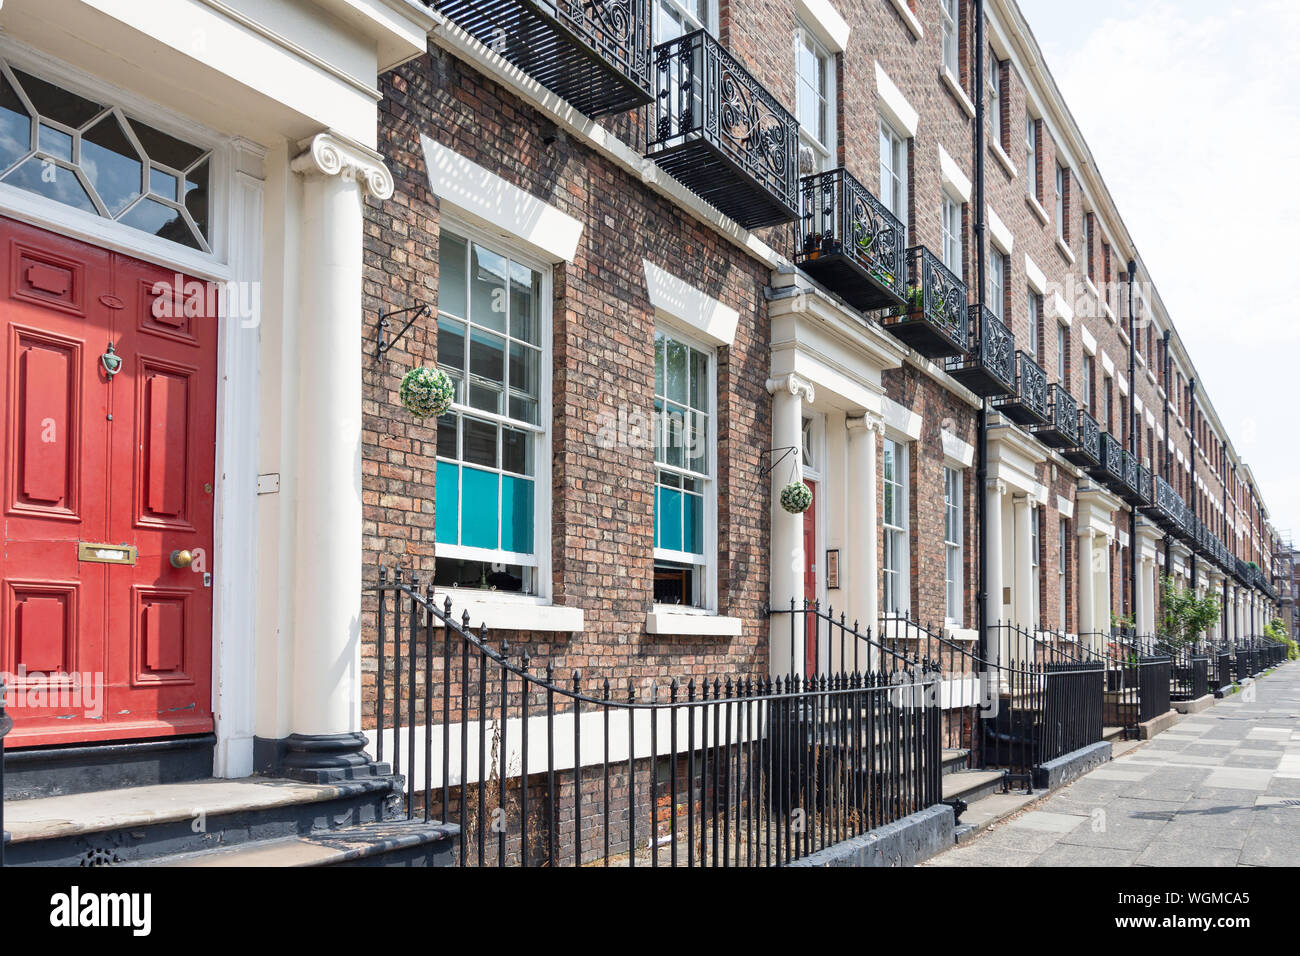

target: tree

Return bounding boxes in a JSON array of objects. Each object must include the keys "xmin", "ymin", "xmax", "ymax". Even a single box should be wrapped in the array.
[
  {"xmin": 1264, "ymin": 618, "xmax": 1299, "ymax": 660},
  {"xmin": 1159, "ymin": 575, "xmax": 1221, "ymax": 649}
]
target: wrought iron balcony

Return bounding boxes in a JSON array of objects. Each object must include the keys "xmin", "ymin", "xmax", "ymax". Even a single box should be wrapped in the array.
[
  {"xmin": 992, "ymin": 351, "xmax": 1049, "ymax": 426},
  {"xmin": 647, "ymin": 30, "xmax": 798, "ymax": 228},
  {"xmin": 1115, "ymin": 449, "xmax": 1144, "ymax": 506},
  {"xmin": 435, "ymin": 0, "xmax": 652, "ymax": 116},
  {"xmin": 1063, "ymin": 408, "xmax": 1100, "ymax": 468},
  {"xmin": 795, "ymin": 168, "xmax": 906, "ymax": 311},
  {"xmin": 1136, "ymin": 463, "xmax": 1152, "ymax": 506},
  {"xmin": 1143, "ymin": 474, "xmax": 1178, "ymax": 528},
  {"xmin": 1088, "ymin": 431, "xmax": 1125, "ymax": 492},
  {"xmin": 1031, "ymin": 383, "xmax": 1078, "ymax": 448},
  {"xmin": 878, "ymin": 246, "xmax": 969, "ymax": 358},
  {"xmin": 945, "ymin": 306, "xmax": 1016, "ymax": 398}
]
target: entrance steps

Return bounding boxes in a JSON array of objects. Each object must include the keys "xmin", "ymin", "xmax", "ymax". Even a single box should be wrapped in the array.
[{"xmin": 2, "ymin": 775, "xmax": 457, "ymax": 867}]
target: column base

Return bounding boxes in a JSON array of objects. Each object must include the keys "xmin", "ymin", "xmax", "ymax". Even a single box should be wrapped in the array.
[{"xmin": 278, "ymin": 732, "xmax": 390, "ymax": 784}]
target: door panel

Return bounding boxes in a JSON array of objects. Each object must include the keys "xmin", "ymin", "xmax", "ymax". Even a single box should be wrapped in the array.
[
  {"xmin": 1, "ymin": 216, "xmax": 215, "ymax": 745},
  {"xmin": 803, "ymin": 480, "xmax": 818, "ymax": 676}
]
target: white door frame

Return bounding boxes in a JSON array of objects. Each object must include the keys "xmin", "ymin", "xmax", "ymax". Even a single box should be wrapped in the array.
[{"xmin": 0, "ymin": 39, "xmax": 264, "ymax": 776}]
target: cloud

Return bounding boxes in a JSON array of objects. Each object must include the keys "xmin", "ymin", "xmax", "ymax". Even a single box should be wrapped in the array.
[{"xmin": 1027, "ymin": 0, "xmax": 1300, "ymax": 533}]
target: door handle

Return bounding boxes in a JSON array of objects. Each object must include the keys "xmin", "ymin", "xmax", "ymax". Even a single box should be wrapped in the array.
[{"xmin": 169, "ymin": 549, "xmax": 193, "ymax": 569}]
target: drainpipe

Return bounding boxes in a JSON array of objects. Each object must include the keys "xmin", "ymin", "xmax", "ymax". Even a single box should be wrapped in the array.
[
  {"xmin": 1162, "ymin": 329, "xmax": 1172, "ymax": 577},
  {"xmin": 1127, "ymin": 259, "xmax": 1138, "ymax": 632},
  {"xmin": 974, "ymin": 0, "xmax": 990, "ymax": 657},
  {"xmin": 1188, "ymin": 377, "xmax": 1198, "ymax": 590}
]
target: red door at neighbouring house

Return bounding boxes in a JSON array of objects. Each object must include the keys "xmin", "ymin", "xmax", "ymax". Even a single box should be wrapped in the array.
[
  {"xmin": 1, "ymin": 216, "xmax": 216, "ymax": 746},
  {"xmin": 802, "ymin": 480, "xmax": 817, "ymax": 677}
]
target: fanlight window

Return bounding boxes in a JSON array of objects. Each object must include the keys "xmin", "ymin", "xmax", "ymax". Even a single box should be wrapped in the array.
[{"xmin": 0, "ymin": 60, "xmax": 211, "ymax": 251}]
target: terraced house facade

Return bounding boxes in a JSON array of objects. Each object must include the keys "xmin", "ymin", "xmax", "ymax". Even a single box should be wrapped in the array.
[
  {"xmin": 362, "ymin": 0, "xmax": 1283, "ymax": 689},
  {"xmin": 0, "ymin": 0, "xmax": 1288, "ymax": 868}
]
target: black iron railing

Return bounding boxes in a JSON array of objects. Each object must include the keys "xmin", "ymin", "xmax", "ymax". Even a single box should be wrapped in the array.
[
  {"xmin": 945, "ymin": 305, "xmax": 1016, "ymax": 398},
  {"xmin": 1063, "ymin": 409, "xmax": 1101, "ymax": 468},
  {"xmin": 1137, "ymin": 655, "xmax": 1172, "ymax": 724},
  {"xmin": 992, "ymin": 351, "xmax": 1049, "ymax": 426},
  {"xmin": 796, "ymin": 168, "xmax": 906, "ymax": 311},
  {"xmin": 1214, "ymin": 650, "xmax": 1233, "ymax": 689},
  {"xmin": 1169, "ymin": 646, "xmax": 1209, "ymax": 701},
  {"xmin": 370, "ymin": 573, "xmax": 942, "ymax": 867},
  {"xmin": 647, "ymin": 30, "xmax": 798, "ymax": 228},
  {"xmin": 1136, "ymin": 463, "xmax": 1152, "ymax": 506},
  {"xmin": 1031, "ymin": 383, "xmax": 1078, "ymax": 448},
  {"xmin": 435, "ymin": 0, "xmax": 653, "ymax": 116},
  {"xmin": 879, "ymin": 246, "xmax": 969, "ymax": 359}
]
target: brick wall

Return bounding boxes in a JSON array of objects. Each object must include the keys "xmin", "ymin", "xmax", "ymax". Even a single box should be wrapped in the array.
[{"xmin": 361, "ymin": 46, "xmax": 774, "ymax": 713}]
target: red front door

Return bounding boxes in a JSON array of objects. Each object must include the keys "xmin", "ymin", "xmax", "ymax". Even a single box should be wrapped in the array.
[
  {"xmin": 1, "ymin": 217, "xmax": 216, "ymax": 746},
  {"xmin": 802, "ymin": 480, "xmax": 818, "ymax": 676}
]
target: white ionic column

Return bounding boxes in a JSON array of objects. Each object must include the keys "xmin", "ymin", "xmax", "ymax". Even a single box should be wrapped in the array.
[
  {"xmin": 1078, "ymin": 528, "xmax": 1096, "ymax": 647},
  {"xmin": 1013, "ymin": 495, "xmax": 1033, "ymax": 634},
  {"xmin": 846, "ymin": 414, "xmax": 881, "ymax": 670},
  {"xmin": 985, "ymin": 480, "xmax": 1006, "ymax": 666},
  {"xmin": 1134, "ymin": 556, "xmax": 1150, "ymax": 637},
  {"xmin": 283, "ymin": 133, "xmax": 394, "ymax": 779},
  {"xmin": 1097, "ymin": 535, "xmax": 1113, "ymax": 641},
  {"xmin": 767, "ymin": 375, "xmax": 813, "ymax": 678}
]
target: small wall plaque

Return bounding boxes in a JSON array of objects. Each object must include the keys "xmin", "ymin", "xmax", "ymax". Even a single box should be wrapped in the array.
[{"xmin": 826, "ymin": 549, "xmax": 840, "ymax": 589}]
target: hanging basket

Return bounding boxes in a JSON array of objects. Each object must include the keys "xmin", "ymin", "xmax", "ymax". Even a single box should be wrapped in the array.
[
  {"xmin": 780, "ymin": 480, "xmax": 813, "ymax": 515},
  {"xmin": 399, "ymin": 366, "xmax": 455, "ymax": 419}
]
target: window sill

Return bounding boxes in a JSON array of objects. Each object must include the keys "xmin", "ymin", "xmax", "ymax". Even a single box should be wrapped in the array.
[
  {"xmin": 1026, "ymin": 193, "xmax": 1049, "ymax": 226},
  {"xmin": 947, "ymin": 626, "xmax": 979, "ymax": 643},
  {"xmin": 940, "ymin": 67, "xmax": 975, "ymax": 118},
  {"xmin": 433, "ymin": 591, "xmax": 585, "ymax": 632},
  {"xmin": 646, "ymin": 608, "xmax": 743, "ymax": 637},
  {"xmin": 1102, "ymin": 300, "xmax": 1116, "ymax": 324},
  {"xmin": 1055, "ymin": 235, "xmax": 1075, "ymax": 264},
  {"xmin": 889, "ymin": 0, "xmax": 924, "ymax": 39},
  {"xmin": 1084, "ymin": 276, "xmax": 1100, "ymax": 300},
  {"xmin": 990, "ymin": 142, "xmax": 1017, "ymax": 178}
]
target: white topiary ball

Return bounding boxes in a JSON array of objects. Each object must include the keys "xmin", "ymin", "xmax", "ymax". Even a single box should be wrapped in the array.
[
  {"xmin": 399, "ymin": 366, "xmax": 455, "ymax": 419},
  {"xmin": 780, "ymin": 480, "xmax": 813, "ymax": 514}
]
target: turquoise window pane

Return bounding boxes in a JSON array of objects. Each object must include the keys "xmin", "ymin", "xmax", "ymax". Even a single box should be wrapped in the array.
[
  {"xmin": 657, "ymin": 486, "xmax": 682, "ymax": 552},
  {"xmin": 500, "ymin": 475, "xmax": 534, "ymax": 554},
  {"xmin": 683, "ymin": 492, "xmax": 703, "ymax": 554},
  {"xmin": 461, "ymin": 467, "xmax": 499, "ymax": 549},
  {"xmin": 435, "ymin": 461, "xmax": 460, "ymax": 545}
]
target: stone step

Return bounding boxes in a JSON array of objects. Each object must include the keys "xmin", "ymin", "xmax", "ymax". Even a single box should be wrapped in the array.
[
  {"xmin": 2, "ymin": 775, "xmax": 404, "ymax": 867},
  {"xmin": 942, "ymin": 769, "xmax": 1005, "ymax": 805},
  {"xmin": 941, "ymin": 748, "xmax": 972, "ymax": 776},
  {"xmin": 120, "ymin": 819, "xmax": 459, "ymax": 868}
]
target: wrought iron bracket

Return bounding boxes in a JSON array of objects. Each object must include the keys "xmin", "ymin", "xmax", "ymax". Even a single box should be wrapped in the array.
[
  {"xmin": 373, "ymin": 303, "xmax": 431, "ymax": 361},
  {"xmin": 942, "ymin": 797, "xmax": 969, "ymax": 824},
  {"xmin": 760, "ymin": 445, "xmax": 799, "ymax": 479}
]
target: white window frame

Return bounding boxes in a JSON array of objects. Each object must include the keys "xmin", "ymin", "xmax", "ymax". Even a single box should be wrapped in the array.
[
  {"xmin": 434, "ymin": 218, "xmax": 554, "ymax": 601},
  {"xmin": 1055, "ymin": 163, "xmax": 1066, "ymax": 239},
  {"xmin": 653, "ymin": 0, "xmax": 716, "ymax": 42},
  {"xmin": 795, "ymin": 24, "xmax": 836, "ymax": 173},
  {"xmin": 652, "ymin": 323, "xmax": 718, "ymax": 613},
  {"xmin": 1027, "ymin": 288, "xmax": 1040, "ymax": 362},
  {"xmin": 1082, "ymin": 353, "xmax": 1093, "ymax": 410},
  {"xmin": 879, "ymin": 119, "xmax": 909, "ymax": 245},
  {"xmin": 988, "ymin": 55, "xmax": 1002, "ymax": 149},
  {"xmin": 944, "ymin": 466, "xmax": 964, "ymax": 625},
  {"xmin": 941, "ymin": 191, "xmax": 962, "ymax": 279},
  {"xmin": 882, "ymin": 437, "xmax": 910, "ymax": 616},
  {"xmin": 987, "ymin": 250, "xmax": 1005, "ymax": 320},
  {"xmin": 1056, "ymin": 323, "xmax": 1066, "ymax": 382},
  {"xmin": 1025, "ymin": 115, "xmax": 1038, "ymax": 199},
  {"xmin": 940, "ymin": 0, "xmax": 959, "ymax": 77}
]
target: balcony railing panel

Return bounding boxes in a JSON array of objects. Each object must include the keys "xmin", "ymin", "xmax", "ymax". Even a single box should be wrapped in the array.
[
  {"xmin": 1088, "ymin": 431, "xmax": 1125, "ymax": 493},
  {"xmin": 878, "ymin": 246, "xmax": 969, "ymax": 359},
  {"xmin": 1063, "ymin": 409, "xmax": 1100, "ymax": 467},
  {"xmin": 992, "ymin": 351, "xmax": 1049, "ymax": 426},
  {"xmin": 436, "ymin": 0, "xmax": 653, "ymax": 116},
  {"xmin": 1115, "ymin": 449, "xmax": 1144, "ymax": 506},
  {"xmin": 945, "ymin": 305, "xmax": 1016, "ymax": 398},
  {"xmin": 795, "ymin": 168, "xmax": 906, "ymax": 311},
  {"xmin": 1031, "ymin": 383, "xmax": 1078, "ymax": 448},
  {"xmin": 647, "ymin": 30, "xmax": 799, "ymax": 228}
]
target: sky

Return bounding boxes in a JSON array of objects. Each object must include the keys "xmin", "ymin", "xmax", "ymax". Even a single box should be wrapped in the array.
[{"xmin": 1016, "ymin": 0, "xmax": 1300, "ymax": 544}]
